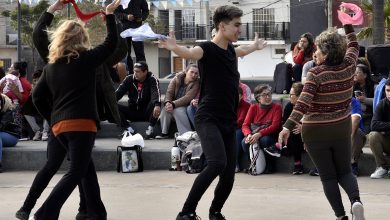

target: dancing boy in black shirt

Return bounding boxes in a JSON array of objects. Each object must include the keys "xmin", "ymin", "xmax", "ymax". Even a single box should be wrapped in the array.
[{"xmin": 159, "ymin": 5, "xmax": 267, "ymax": 220}]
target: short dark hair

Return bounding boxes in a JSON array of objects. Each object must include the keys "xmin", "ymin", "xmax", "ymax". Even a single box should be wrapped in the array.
[
  {"xmin": 213, "ymin": 5, "xmax": 243, "ymax": 31},
  {"xmin": 13, "ymin": 61, "xmax": 28, "ymax": 77},
  {"xmin": 254, "ymin": 84, "xmax": 271, "ymax": 102},
  {"xmin": 134, "ymin": 61, "xmax": 148, "ymax": 72},
  {"xmin": 291, "ymin": 82, "xmax": 304, "ymax": 96}
]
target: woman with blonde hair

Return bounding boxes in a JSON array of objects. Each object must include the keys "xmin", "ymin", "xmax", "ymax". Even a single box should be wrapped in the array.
[
  {"xmin": 279, "ymin": 6, "xmax": 365, "ymax": 220},
  {"xmin": 31, "ymin": 0, "xmax": 121, "ymax": 219}
]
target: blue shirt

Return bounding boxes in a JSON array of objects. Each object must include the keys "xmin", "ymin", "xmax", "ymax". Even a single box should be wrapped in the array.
[{"xmin": 351, "ymin": 97, "xmax": 365, "ymax": 132}]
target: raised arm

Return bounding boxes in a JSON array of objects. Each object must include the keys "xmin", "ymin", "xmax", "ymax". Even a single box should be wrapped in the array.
[
  {"xmin": 159, "ymin": 31, "xmax": 204, "ymax": 60},
  {"xmin": 235, "ymin": 32, "xmax": 267, "ymax": 58},
  {"xmin": 33, "ymin": 0, "xmax": 66, "ymax": 63}
]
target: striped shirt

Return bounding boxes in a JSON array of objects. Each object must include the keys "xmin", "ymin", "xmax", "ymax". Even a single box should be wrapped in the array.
[{"xmin": 284, "ymin": 25, "xmax": 359, "ymax": 142}]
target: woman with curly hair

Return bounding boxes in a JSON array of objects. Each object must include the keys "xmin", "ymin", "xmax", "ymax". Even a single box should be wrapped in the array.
[{"xmin": 279, "ymin": 6, "xmax": 365, "ymax": 220}]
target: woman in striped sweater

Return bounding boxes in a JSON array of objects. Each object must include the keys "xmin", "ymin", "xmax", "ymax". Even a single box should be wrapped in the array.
[{"xmin": 278, "ymin": 16, "xmax": 365, "ymax": 220}]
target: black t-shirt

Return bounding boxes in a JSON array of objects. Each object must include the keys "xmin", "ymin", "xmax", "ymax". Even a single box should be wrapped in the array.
[{"xmin": 195, "ymin": 42, "xmax": 239, "ymax": 122}]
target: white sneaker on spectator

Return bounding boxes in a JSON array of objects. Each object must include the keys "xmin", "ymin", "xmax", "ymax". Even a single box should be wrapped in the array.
[
  {"xmin": 41, "ymin": 132, "xmax": 48, "ymax": 141},
  {"xmin": 32, "ymin": 131, "xmax": 41, "ymax": 141},
  {"xmin": 370, "ymin": 167, "xmax": 387, "ymax": 179},
  {"xmin": 145, "ymin": 126, "xmax": 154, "ymax": 139}
]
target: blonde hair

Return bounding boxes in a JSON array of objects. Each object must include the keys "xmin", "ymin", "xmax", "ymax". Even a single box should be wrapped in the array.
[{"xmin": 47, "ymin": 19, "xmax": 90, "ymax": 64}]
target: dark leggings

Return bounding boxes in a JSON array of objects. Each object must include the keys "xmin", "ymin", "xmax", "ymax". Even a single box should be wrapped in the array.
[
  {"xmin": 306, "ymin": 138, "xmax": 360, "ymax": 217},
  {"xmin": 287, "ymin": 133, "xmax": 304, "ymax": 163},
  {"xmin": 182, "ymin": 120, "xmax": 236, "ymax": 214},
  {"xmin": 21, "ymin": 133, "xmax": 86, "ymax": 213},
  {"xmin": 118, "ymin": 103, "xmax": 157, "ymax": 128},
  {"xmin": 35, "ymin": 132, "xmax": 106, "ymax": 220}
]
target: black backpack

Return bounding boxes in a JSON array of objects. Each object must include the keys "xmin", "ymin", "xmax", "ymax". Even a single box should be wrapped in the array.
[{"xmin": 273, "ymin": 62, "xmax": 293, "ymax": 94}]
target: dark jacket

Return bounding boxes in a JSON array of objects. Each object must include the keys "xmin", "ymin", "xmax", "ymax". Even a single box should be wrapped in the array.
[
  {"xmin": 116, "ymin": 73, "xmax": 161, "ymax": 110},
  {"xmin": 114, "ymin": 0, "xmax": 149, "ymax": 29},
  {"xmin": 164, "ymin": 72, "xmax": 199, "ymax": 108},
  {"xmin": 32, "ymin": 14, "xmax": 118, "ymax": 126},
  {"xmin": 32, "ymin": 12, "xmax": 125, "ymax": 126},
  {"xmin": 371, "ymin": 98, "xmax": 390, "ymax": 135}
]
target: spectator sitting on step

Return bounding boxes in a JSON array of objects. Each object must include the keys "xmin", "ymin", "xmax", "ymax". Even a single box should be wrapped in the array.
[
  {"xmin": 239, "ymin": 81, "xmax": 251, "ymax": 103},
  {"xmin": 0, "ymin": 92, "xmax": 21, "ymax": 173},
  {"xmin": 301, "ymin": 51, "xmax": 317, "ymax": 84},
  {"xmin": 292, "ymin": 32, "xmax": 316, "ymax": 82},
  {"xmin": 155, "ymin": 64, "xmax": 200, "ymax": 139},
  {"xmin": 22, "ymin": 70, "xmax": 50, "ymax": 141},
  {"xmin": 0, "ymin": 69, "xmax": 24, "ymax": 102},
  {"xmin": 265, "ymin": 82, "xmax": 305, "ymax": 175},
  {"xmin": 353, "ymin": 63, "xmax": 375, "ymax": 133},
  {"xmin": 116, "ymin": 61, "xmax": 161, "ymax": 138},
  {"xmin": 235, "ymin": 86, "xmax": 250, "ymax": 172},
  {"xmin": 350, "ymin": 97, "xmax": 366, "ymax": 177},
  {"xmin": 367, "ymin": 78, "xmax": 390, "ymax": 179},
  {"xmin": 186, "ymin": 94, "xmax": 198, "ymax": 129},
  {"xmin": 241, "ymin": 84, "xmax": 282, "ymax": 174}
]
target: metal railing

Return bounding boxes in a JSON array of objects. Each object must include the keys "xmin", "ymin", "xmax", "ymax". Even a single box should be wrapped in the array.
[{"xmin": 166, "ymin": 22, "xmax": 290, "ymax": 41}]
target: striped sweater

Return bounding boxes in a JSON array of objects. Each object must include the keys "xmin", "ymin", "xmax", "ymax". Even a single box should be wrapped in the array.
[{"xmin": 284, "ymin": 25, "xmax": 359, "ymax": 142}]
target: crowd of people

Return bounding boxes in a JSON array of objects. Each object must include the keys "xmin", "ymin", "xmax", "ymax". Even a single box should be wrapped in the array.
[{"xmin": 0, "ymin": 0, "xmax": 389, "ymax": 220}]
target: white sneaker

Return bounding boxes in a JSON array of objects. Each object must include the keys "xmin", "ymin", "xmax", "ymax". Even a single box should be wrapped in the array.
[
  {"xmin": 127, "ymin": 126, "xmax": 134, "ymax": 134},
  {"xmin": 41, "ymin": 132, "xmax": 48, "ymax": 141},
  {"xmin": 351, "ymin": 201, "xmax": 365, "ymax": 220},
  {"xmin": 145, "ymin": 126, "xmax": 153, "ymax": 136},
  {"xmin": 32, "ymin": 131, "xmax": 41, "ymax": 141},
  {"xmin": 370, "ymin": 167, "xmax": 387, "ymax": 179}
]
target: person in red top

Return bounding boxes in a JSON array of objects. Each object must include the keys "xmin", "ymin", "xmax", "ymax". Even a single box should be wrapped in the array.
[
  {"xmin": 7, "ymin": 61, "xmax": 32, "ymax": 106},
  {"xmin": 241, "ymin": 84, "xmax": 282, "ymax": 173},
  {"xmin": 292, "ymin": 33, "xmax": 316, "ymax": 82},
  {"xmin": 235, "ymin": 87, "xmax": 250, "ymax": 172}
]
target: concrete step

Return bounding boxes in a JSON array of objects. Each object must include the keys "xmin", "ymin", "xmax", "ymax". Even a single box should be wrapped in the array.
[{"xmin": 2, "ymin": 136, "xmax": 378, "ymax": 176}]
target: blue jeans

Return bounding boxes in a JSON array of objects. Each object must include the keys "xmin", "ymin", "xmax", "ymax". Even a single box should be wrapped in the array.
[
  {"xmin": 240, "ymin": 135, "xmax": 276, "ymax": 152},
  {"xmin": 186, "ymin": 105, "xmax": 197, "ymax": 128},
  {"xmin": 0, "ymin": 132, "xmax": 19, "ymax": 161}
]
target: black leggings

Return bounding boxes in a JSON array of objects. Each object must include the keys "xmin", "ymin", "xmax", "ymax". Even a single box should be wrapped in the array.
[
  {"xmin": 35, "ymin": 132, "xmax": 106, "ymax": 220},
  {"xmin": 182, "ymin": 120, "xmax": 236, "ymax": 214},
  {"xmin": 287, "ymin": 133, "xmax": 304, "ymax": 163},
  {"xmin": 306, "ymin": 138, "xmax": 360, "ymax": 217},
  {"xmin": 21, "ymin": 133, "xmax": 87, "ymax": 213}
]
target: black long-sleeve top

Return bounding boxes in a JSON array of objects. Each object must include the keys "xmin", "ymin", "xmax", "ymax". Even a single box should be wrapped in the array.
[{"xmin": 32, "ymin": 13, "xmax": 118, "ymax": 126}]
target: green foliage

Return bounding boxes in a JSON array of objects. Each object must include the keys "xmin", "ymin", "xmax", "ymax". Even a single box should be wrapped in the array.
[
  {"xmin": 357, "ymin": 0, "xmax": 390, "ymax": 42},
  {"xmin": 2, "ymin": 1, "xmax": 108, "ymax": 47},
  {"xmin": 146, "ymin": 13, "xmax": 167, "ymax": 35}
]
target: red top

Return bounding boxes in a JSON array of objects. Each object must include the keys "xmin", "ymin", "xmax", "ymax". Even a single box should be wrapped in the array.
[
  {"xmin": 20, "ymin": 77, "xmax": 32, "ymax": 106},
  {"xmin": 237, "ymin": 99, "xmax": 250, "ymax": 128},
  {"xmin": 242, "ymin": 103, "xmax": 282, "ymax": 137},
  {"xmin": 293, "ymin": 45, "xmax": 316, "ymax": 65}
]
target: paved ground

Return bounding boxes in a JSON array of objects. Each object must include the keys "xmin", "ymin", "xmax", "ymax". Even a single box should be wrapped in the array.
[{"xmin": 1, "ymin": 171, "xmax": 389, "ymax": 220}]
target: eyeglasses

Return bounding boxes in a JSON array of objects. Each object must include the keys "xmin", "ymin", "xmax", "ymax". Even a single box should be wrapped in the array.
[{"xmin": 259, "ymin": 93, "xmax": 272, "ymax": 98}]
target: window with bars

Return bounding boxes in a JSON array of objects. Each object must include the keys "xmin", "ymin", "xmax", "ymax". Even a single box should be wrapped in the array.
[
  {"xmin": 252, "ymin": 8, "xmax": 275, "ymax": 39},
  {"xmin": 182, "ymin": 9, "xmax": 196, "ymax": 39}
]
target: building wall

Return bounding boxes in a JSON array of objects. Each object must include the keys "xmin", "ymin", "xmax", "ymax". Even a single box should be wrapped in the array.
[{"xmin": 289, "ymin": 0, "xmax": 327, "ymax": 43}]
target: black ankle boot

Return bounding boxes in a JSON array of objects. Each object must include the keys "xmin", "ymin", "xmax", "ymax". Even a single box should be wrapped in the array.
[
  {"xmin": 15, "ymin": 207, "xmax": 31, "ymax": 220},
  {"xmin": 209, "ymin": 212, "xmax": 226, "ymax": 220}
]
